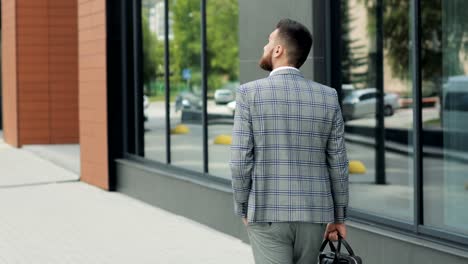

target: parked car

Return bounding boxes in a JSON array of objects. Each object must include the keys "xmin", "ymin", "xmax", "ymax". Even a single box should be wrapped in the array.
[
  {"xmin": 341, "ymin": 83, "xmax": 355, "ymax": 99},
  {"xmin": 214, "ymin": 82, "xmax": 239, "ymax": 104},
  {"xmin": 143, "ymin": 95, "xmax": 149, "ymax": 121},
  {"xmin": 227, "ymin": 100, "xmax": 236, "ymax": 116},
  {"xmin": 342, "ymin": 88, "xmax": 400, "ymax": 121},
  {"xmin": 442, "ymin": 75, "xmax": 468, "ymax": 132},
  {"xmin": 175, "ymin": 91, "xmax": 202, "ymax": 112}
]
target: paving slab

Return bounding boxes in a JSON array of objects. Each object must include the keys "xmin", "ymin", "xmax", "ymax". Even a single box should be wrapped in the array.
[
  {"xmin": 0, "ymin": 139, "xmax": 78, "ymax": 188},
  {"xmin": 0, "ymin": 182, "xmax": 254, "ymax": 264}
]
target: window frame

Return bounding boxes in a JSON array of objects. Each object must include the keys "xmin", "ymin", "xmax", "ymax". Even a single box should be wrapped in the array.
[
  {"xmin": 127, "ymin": 0, "xmax": 468, "ymax": 248},
  {"xmin": 330, "ymin": 0, "xmax": 468, "ymax": 247}
]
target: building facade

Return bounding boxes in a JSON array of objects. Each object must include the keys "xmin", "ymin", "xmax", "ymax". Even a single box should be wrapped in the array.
[{"xmin": 1, "ymin": 0, "xmax": 468, "ymax": 263}]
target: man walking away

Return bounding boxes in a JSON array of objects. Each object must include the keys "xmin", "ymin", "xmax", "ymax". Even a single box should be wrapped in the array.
[{"xmin": 230, "ymin": 18, "xmax": 349, "ymax": 264}]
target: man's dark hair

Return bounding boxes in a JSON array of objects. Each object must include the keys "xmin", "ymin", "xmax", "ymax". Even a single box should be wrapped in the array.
[{"xmin": 276, "ymin": 18, "xmax": 313, "ymax": 68}]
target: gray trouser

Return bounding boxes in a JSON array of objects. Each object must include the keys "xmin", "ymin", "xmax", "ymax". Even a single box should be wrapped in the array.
[{"xmin": 247, "ymin": 222, "xmax": 326, "ymax": 264}]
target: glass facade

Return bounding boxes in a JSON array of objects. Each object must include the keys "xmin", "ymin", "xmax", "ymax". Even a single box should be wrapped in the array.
[
  {"xmin": 341, "ymin": 0, "xmax": 414, "ymax": 222},
  {"xmin": 136, "ymin": 0, "xmax": 468, "ymax": 246},
  {"xmin": 169, "ymin": 0, "xmax": 204, "ymax": 172},
  {"xmin": 142, "ymin": 0, "xmax": 167, "ymax": 163},
  {"xmin": 207, "ymin": 0, "xmax": 239, "ymax": 180},
  {"xmin": 422, "ymin": 0, "xmax": 468, "ymax": 236},
  {"xmin": 141, "ymin": 0, "xmax": 239, "ymax": 177}
]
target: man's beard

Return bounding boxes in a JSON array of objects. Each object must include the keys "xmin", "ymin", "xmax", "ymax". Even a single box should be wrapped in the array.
[{"xmin": 259, "ymin": 50, "xmax": 273, "ymax": 72}]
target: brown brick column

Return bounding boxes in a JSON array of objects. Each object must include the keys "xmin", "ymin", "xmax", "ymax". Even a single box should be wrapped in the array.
[
  {"xmin": 78, "ymin": 0, "xmax": 109, "ymax": 190},
  {"xmin": 1, "ymin": 0, "xmax": 79, "ymax": 146},
  {"xmin": 2, "ymin": 0, "xmax": 19, "ymax": 147}
]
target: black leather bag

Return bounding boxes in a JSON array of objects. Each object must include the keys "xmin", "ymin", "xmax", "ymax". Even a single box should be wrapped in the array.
[{"xmin": 318, "ymin": 235, "xmax": 362, "ymax": 264}]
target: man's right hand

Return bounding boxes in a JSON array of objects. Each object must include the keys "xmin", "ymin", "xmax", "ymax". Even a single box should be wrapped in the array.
[{"xmin": 324, "ymin": 223, "xmax": 347, "ymax": 241}]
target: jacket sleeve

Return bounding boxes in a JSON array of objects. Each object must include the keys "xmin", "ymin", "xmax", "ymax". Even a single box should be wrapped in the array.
[
  {"xmin": 229, "ymin": 85, "xmax": 254, "ymax": 217},
  {"xmin": 326, "ymin": 90, "xmax": 349, "ymax": 223}
]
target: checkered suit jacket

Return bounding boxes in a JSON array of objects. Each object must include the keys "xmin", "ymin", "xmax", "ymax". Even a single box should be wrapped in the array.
[{"xmin": 230, "ymin": 68, "xmax": 349, "ymax": 223}]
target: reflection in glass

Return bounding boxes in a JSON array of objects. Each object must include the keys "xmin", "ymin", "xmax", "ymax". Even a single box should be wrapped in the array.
[
  {"xmin": 341, "ymin": 0, "xmax": 413, "ymax": 222},
  {"xmin": 169, "ymin": 0, "xmax": 203, "ymax": 172},
  {"xmin": 423, "ymin": 0, "xmax": 468, "ymax": 235},
  {"xmin": 207, "ymin": 0, "xmax": 239, "ymax": 179},
  {"xmin": 142, "ymin": 0, "xmax": 167, "ymax": 163}
]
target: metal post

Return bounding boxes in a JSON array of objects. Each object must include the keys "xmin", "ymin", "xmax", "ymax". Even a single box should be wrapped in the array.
[
  {"xmin": 201, "ymin": 0, "xmax": 209, "ymax": 174},
  {"xmin": 121, "ymin": 0, "xmax": 129, "ymax": 154},
  {"xmin": 133, "ymin": 0, "xmax": 144, "ymax": 156},
  {"xmin": 411, "ymin": 0, "xmax": 423, "ymax": 228},
  {"xmin": 329, "ymin": 0, "xmax": 342, "ymax": 101},
  {"xmin": 165, "ymin": 0, "xmax": 171, "ymax": 164},
  {"xmin": 375, "ymin": 0, "xmax": 386, "ymax": 185}
]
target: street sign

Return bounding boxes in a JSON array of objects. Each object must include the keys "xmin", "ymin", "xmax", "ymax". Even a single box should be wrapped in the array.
[{"xmin": 182, "ymin": 68, "xmax": 192, "ymax": 80}]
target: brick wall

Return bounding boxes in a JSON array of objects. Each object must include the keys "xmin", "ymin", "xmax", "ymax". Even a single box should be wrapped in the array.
[
  {"xmin": 16, "ymin": 0, "xmax": 50, "ymax": 144},
  {"xmin": 49, "ymin": 0, "xmax": 79, "ymax": 144},
  {"xmin": 78, "ymin": 0, "xmax": 109, "ymax": 190},
  {"xmin": 1, "ymin": 0, "xmax": 79, "ymax": 145}
]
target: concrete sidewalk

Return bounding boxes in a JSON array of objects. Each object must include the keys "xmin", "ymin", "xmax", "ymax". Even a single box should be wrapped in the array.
[
  {"xmin": 0, "ymin": 136, "xmax": 78, "ymax": 188},
  {"xmin": 0, "ymin": 135, "xmax": 254, "ymax": 264}
]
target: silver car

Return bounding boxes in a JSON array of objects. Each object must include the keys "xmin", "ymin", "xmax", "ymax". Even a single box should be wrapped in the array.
[
  {"xmin": 143, "ymin": 95, "xmax": 149, "ymax": 121},
  {"xmin": 175, "ymin": 91, "xmax": 203, "ymax": 112},
  {"xmin": 214, "ymin": 82, "xmax": 239, "ymax": 104},
  {"xmin": 342, "ymin": 88, "xmax": 400, "ymax": 121}
]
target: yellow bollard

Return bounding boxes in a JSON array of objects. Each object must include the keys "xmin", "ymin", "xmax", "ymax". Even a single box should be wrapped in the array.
[
  {"xmin": 349, "ymin": 160, "xmax": 366, "ymax": 174},
  {"xmin": 170, "ymin": 124, "xmax": 190, "ymax": 135},
  {"xmin": 214, "ymin": 135, "xmax": 232, "ymax": 145}
]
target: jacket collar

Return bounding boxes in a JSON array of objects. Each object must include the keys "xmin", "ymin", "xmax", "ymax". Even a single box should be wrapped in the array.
[{"xmin": 269, "ymin": 67, "xmax": 304, "ymax": 78}]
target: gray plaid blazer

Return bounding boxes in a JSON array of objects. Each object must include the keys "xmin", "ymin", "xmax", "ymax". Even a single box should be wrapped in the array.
[{"xmin": 230, "ymin": 68, "xmax": 349, "ymax": 223}]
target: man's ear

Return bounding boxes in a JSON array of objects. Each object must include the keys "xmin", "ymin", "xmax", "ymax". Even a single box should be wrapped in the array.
[{"xmin": 273, "ymin": 45, "xmax": 284, "ymax": 58}]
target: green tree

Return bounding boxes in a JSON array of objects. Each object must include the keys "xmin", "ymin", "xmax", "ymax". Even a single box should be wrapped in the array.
[
  {"xmin": 341, "ymin": 0, "xmax": 369, "ymax": 88},
  {"xmin": 170, "ymin": 0, "xmax": 239, "ymax": 92},
  {"xmin": 170, "ymin": 0, "xmax": 202, "ymax": 90},
  {"xmin": 206, "ymin": 0, "xmax": 239, "ymax": 90},
  {"xmin": 441, "ymin": 0, "xmax": 468, "ymax": 78},
  {"xmin": 142, "ymin": 8, "xmax": 165, "ymax": 92},
  {"xmin": 357, "ymin": 0, "xmax": 447, "ymax": 95},
  {"xmin": 383, "ymin": 0, "xmax": 442, "ymax": 95}
]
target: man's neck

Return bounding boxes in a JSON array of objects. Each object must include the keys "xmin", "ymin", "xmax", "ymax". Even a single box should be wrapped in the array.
[
  {"xmin": 272, "ymin": 63, "xmax": 296, "ymax": 70},
  {"xmin": 270, "ymin": 66, "xmax": 300, "ymax": 76}
]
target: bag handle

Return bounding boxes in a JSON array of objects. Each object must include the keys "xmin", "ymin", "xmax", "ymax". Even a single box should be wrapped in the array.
[
  {"xmin": 319, "ymin": 239, "xmax": 337, "ymax": 252},
  {"xmin": 337, "ymin": 234, "xmax": 356, "ymax": 256},
  {"xmin": 319, "ymin": 234, "xmax": 356, "ymax": 256}
]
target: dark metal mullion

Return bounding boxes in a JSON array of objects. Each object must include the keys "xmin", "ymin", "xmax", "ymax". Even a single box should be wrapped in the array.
[
  {"xmin": 329, "ymin": 0, "xmax": 342, "ymax": 100},
  {"xmin": 375, "ymin": 0, "xmax": 386, "ymax": 185},
  {"xmin": 133, "ymin": 0, "xmax": 144, "ymax": 156},
  {"xmin": 121, "ymin": 0, "xmax": 130, "ymax": 154},
  {"xmin": 201, "ymin": 0, "xmax": 208, "ymax": 174},
  {"xmin": 324, "ymin": 0, "xmax": 333, "ymax": 87},
  {"xmin": 411, "ymin": 0, "xmax": 423, "ymax": 230},
  {"xmin": 164, "ymin": 0, "xmax": 171, "ymax": 164}
]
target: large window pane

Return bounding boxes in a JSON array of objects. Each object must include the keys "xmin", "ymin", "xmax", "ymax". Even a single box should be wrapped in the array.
[
  {"xmin": 342, "ymin": 0, "xmax": 413, "ymax": 222},
  {"xmin": 423, "ymin": 0, "xmax": 468, "ymax": 236},
  {"xmin": 143, "ymin": 0, "xmax": 167, "ymax": 163},
  {"xmin": 170, "ymin": 0, "xmax": 203, "ymax": 172},
  {"xmin": 207, "ymin": 0, "xmax": 239, "ymax": 179}
]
